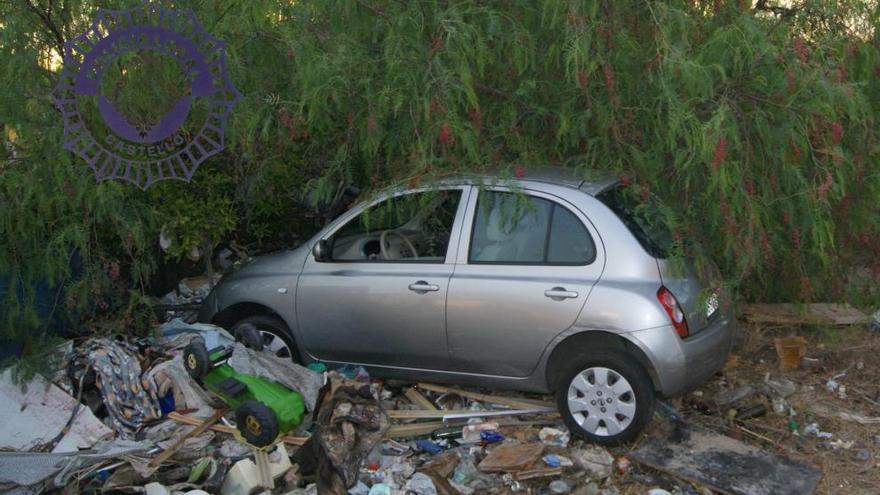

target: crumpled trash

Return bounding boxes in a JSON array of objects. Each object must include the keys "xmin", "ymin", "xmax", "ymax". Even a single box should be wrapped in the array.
[
  {"xmin": 416, "ymin": 439, "xmax": 443, "ymax": 455},
  {"xmin": 160, "ymin": 318, "xmax": 237, "ymax": 350},
  {"xmin": 804, "ymin": 422, "xmax": 833, "ymax": 439},
  {"xmin": 368, "ymin": 483, "xmax": 391, "ymax": 495},
  {"xmin": 347, "ymin": 480, "xmax": 370, "ymax": 495},
  {"xmin": 404, "ymin": 472, "xmax": 438, "ymax": 495},
  {"xmin": 293, "ymin": 380, "xmax": 390, "ymax": 492},
  {"xmin": 549, "ymin": 479, "xmax": 575, "ymax": 494},
  {"xmin": 764, "ymin": 377, "xmax": 797, "ymax": 398},
  {"xmin": 869, "ymin": 310, "xmax": 880, "ymax": 333},
  {"xmin": 570, "ymin": 446, "xmax": 614, "ymax": 479},
  {"xmin": 148, "ymin": 354, "xmax": 215, "ymax": 419},
  {"xmin": 452, "ymin": 451, "xmax": 479, "ymax": 485},
  {"xmin": 480, "ymin": 431, "xmax": 504, "ymax": 444},
  {"xmin": 538, "ymin": 427, "xmax": 570, "ymax": 447},
  {"xmin": 69, "ymin": 338, "xmax": 162, "ymax": 436},
  {"xmin": 336, "ymin": 365, "xmax": 371, "ymax": 383},
  {"xmin": 543, "ymin": 454, "xmax": 573, "ymax": 468},
  {"xmin": 0, "ymin": 439, "xmax": 151, "ymax": 493},
  {"xmin": 713, "ymin": 385, "xmax": 754, "ymax": 406}
]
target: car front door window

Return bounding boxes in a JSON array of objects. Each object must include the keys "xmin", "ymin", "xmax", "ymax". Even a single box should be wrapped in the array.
[{"xmin": 329, "ymin": 189, "xmax": 462, "ymax": 262}]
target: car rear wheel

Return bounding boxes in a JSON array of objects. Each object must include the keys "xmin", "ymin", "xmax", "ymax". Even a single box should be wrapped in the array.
[
  {"xmin": 231, "ymin": 315, "xmax": 300, "ymax": 363},
  {"xmin": 555, "ymin": 350, "xmax": 654, "ymax": 446}
]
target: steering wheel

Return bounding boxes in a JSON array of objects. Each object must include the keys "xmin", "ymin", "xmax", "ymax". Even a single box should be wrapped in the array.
[{"xmin": 380, "ymin": 230, "xmax": 419, "ymax": 260}]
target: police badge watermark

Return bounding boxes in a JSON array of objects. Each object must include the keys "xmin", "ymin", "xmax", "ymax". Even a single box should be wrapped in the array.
[{"xmin": 52, "ymin": 3, "xmax": 241, "ymax": 189}]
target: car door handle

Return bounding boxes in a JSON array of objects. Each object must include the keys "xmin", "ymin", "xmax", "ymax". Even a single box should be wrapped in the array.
[
  {"xmin": 409, "ymin": 281, "xmax": 440, "ymax": 292},
  {"xmin": 544, "ymin": 287, "xmax": 578, "ymax": 299}
]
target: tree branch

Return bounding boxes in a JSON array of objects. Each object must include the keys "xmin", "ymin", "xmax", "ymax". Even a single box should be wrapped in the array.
[{"xmin": 23, "ymin": 0, "xmax": 65, "ymax": 57}]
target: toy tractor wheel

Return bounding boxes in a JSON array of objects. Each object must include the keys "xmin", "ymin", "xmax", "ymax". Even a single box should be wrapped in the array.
[
  {"xmin": 236, "ymin": 401, "xmax": 279, "ymax": 447},
  {"xmin": 183, "ymin": 341, "xmax": 210, "ymax": 382}
]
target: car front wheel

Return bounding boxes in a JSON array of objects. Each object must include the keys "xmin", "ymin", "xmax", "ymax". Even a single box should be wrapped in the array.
[
  {"xmin": 231, "ymin": 315, "xmax": 300, "ymax": 363},
  {"xmin": 556, "ymin": 350, "xmax": 654, "ymax": 446}
]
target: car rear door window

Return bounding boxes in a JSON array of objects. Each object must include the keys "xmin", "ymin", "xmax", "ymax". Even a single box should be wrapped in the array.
[{"xmin": 469, "ymin": 191, "xmax": 595, "ymax": 265}]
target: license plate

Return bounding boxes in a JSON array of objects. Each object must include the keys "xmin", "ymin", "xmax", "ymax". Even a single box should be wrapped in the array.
[{"xmin": 705, "ymin": 290, "xmax": 720, "ymax": 317}]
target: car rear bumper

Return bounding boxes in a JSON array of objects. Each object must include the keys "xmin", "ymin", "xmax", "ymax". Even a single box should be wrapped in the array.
[{"xmin": 626, "ymin": 306, "xmax": 735, "ymax": 397}]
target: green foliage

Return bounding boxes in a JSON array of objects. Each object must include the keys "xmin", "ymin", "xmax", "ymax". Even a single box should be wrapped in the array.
[{"xmin": 1, "ymin": 0, "xmax": 880, "ymax": 346}]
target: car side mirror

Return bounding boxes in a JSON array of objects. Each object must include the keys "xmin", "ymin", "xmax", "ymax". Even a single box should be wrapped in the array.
[{"xmin": 313, "ymin": 239, "xmax": 330, "ymax": 262}]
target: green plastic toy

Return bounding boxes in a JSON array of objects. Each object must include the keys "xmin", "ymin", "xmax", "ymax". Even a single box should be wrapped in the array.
[{"xmin": 183, "ymin": 338, "xmax": 305, "ymax": 447}]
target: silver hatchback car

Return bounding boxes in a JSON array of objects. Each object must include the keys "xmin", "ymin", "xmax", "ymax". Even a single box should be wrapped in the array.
[{"xmin": 198, "ymin": 169, "xmax": 734, "ymax": 445}]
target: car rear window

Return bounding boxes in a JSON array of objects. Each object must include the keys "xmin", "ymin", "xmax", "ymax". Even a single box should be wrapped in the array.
[{"xmin": 596, "ymin": 186, "xmax": 673, "ymax": 258}]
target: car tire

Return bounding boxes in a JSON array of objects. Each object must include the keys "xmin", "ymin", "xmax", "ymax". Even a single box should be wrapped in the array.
[
  {"xmin": 183, "ymin": 340, "xmax": 210, "ymax": 382},
  {"xmin": 236, "ymin": 400, "xmax": 279, "ymax": 447},
  {"xmin": 555, "ymin": 350, "xmax": 654, "ymax": 446},
  {"xmin": 232, "ymin": 315, "xmax": 300, "ymax": 363}
]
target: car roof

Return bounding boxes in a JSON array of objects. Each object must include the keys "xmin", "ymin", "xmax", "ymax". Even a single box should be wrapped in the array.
[{"xmin": 434, "ymin": 167, "xmax": 620, "ymax": 196}]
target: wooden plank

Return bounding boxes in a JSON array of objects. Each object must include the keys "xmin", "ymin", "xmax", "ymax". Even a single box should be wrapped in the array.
[
  {"xmin": 741, "ymin": 303, "xmax": 868, "ymax": 326},
  {"xmin": 417, "ymin": 383, "xmax": 554, "ymax": 410},
  {"xmin": 630, "ymin": 423, "xmax": 822, "ymax": 495},
  {"xmin": 405, "ymin": 387, "xmax": 438, "ymax": 410},
  {"xmin": 513, "ymin": 466, "xmax": 563, "ymax": 481},
  {"xmin": 166, "ymin": 411, "xmax": 308, "ymax": 446},
  {"xmin": 478, "ymin": 442, "xmax": 545, "ymax": 473},
  {"xmin": 383, "ymin": 421, "xmax": 450, "ymax": 439},
  {"xmin": 151, "ymin": 409, "xmax": 226, "ymax": 467}
]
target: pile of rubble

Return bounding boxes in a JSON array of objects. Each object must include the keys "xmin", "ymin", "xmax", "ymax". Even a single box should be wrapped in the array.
[{"xmin": 0, "ymin": 319, "xmax": 626, "ymax": 495}]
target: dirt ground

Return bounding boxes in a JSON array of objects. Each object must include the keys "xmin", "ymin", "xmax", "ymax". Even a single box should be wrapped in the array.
[{"xmin": 611, "ymin": 321, "xmax": 880, "ymax": 495}]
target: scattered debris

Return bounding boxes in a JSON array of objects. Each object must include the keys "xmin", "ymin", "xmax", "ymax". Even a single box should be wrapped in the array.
[
  {"xmin": 713, "ymin": 385, "xmax": 755, "ymax": 406},
  {"xmin": 764, "ymin": 377, "xmax": 797, "ymax": 398},
  {"xmin": 803, "ymin": 422, "xmax": 833, "ymax": 439},
  {"xmin": 538, "ymin": 427, "xmax": 570, "ymax": 447},
  {"xmin": 570, "ymin": 445, "xmax": 614, "ymax": 479},
  {"xmin": 870, "ymin": 309, "xmax": 880, "ymax": 332},
  {"xmin": 630, "ymin": 423, "xmax": 822, "ymax": 495},
  {"xmin": 14, "ymin": 296, "xmax": 880, "ymax": 494}
]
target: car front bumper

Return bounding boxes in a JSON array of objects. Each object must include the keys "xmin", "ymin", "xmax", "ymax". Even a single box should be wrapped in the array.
[{"xmin": 626, "ymin": 306, "xmax": 735, "ymax": 398}]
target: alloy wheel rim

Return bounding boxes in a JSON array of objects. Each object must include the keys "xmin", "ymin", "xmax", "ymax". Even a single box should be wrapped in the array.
[
  {"xmin": 566, "ymin": 366, "xmax": 636, "ymax": 436},
  {"xmin": 260, "ymin": 330, "xmax": 292, "ymax": 359}
]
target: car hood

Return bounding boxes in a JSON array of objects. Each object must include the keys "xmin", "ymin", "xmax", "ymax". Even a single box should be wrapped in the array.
[{"xmin": 225, "ymin": 246, "xmax": 309, "ymax": 280}]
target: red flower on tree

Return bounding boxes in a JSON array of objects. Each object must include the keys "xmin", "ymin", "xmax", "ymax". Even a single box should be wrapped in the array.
[
  {"xmin": 468, "ymin": 108, "xmax": 483, "ymax": 130},
  {"xmin": 830, "ymin": 122, "xmax": 843, "ymax": 144},
  {"xmin": 578, "ymin": 70, "xmax": 589, "ymax": 89},
  {"xmin": 603, "ymin": 64, "xmax": 615, "ymax": 97},
  {"xmin": 711, "ymin": 137, "xmax": 727, "ymax": 170},
  {"xmin": 438, "ymin": 122, "xmax": 453, "ymax": 146}
]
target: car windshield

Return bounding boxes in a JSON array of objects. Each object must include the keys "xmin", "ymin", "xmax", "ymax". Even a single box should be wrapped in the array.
[{"xmin": 596, "ymin": 185, "xmax": 673, "ymax": 258}]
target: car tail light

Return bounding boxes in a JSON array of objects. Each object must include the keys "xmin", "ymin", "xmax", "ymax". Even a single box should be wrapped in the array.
[{"xmin": 657, "ymin": 286, "xmax": 689, "ymax": 338}]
